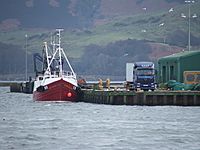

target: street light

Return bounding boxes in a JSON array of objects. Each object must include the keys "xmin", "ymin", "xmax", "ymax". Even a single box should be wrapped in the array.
[
  {"xmin": 158, "ymin": 22, "xmax": 166, "ymax": 43},
  {"xmin": 182, "ymin": 0, "xmax": 196, "ymax": 51},
  {"xmin": 25, "ymin": 34, "xmax": 28, "ymax": 81}
]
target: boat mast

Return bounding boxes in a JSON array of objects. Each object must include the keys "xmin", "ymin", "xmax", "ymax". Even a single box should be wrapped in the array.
[
  {"xmin": 51, "ymin": 32, "xmax": 56, "ymax": 53},
  {"xmin": 44, "ymin": 29, "xmax": 76, "ymax": 78},
  {"xmin": 56, "ymin": 29, "xmax": 64, "ymax": 77},
  {"xmin": 44, "ymin": 42, "xmax": 50, "ymax": 73}
]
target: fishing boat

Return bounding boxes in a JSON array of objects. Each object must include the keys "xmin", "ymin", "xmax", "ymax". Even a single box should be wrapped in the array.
[{"xmin": 33, "ymin": 29, "xmax": 80, "ymax": 101}]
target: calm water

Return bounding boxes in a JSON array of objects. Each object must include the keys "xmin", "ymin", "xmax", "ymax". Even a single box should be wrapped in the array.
[{"xmin": 0, "ymin": 87, "xmax": 200, "ymax": 150}]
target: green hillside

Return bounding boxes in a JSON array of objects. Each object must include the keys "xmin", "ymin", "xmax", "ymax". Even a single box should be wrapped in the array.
[
  {"xmin": 0, "ymin": 2, "xmax": 200, "ymax": 58},
  {"xmin": 86, "ymin": 2, "xmax": 200, "ymax": 48}
]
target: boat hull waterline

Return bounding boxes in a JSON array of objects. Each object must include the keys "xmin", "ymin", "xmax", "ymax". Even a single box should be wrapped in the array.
[{"xmin": 33, "ymin": 79, "xmax": 78, "ymax": 102}]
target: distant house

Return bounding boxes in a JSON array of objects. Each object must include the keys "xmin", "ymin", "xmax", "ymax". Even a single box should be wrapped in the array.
[{"xmin": 158, "ymin": 50, "xmax": 200, "ymax": 83}]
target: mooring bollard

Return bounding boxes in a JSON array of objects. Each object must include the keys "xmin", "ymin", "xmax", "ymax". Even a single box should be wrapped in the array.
[
  {"xmin": 106, "ymin": 78, "xmax": 110, "ymax": 90},
  {"xmin": 98, "ymin": 78, "xmax": 103, "ymax": 90}
]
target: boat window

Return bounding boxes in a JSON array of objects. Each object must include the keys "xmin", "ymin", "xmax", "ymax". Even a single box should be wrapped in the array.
[{"xmin": 39, "ymin": 77, "xmax": 43, "ymax": 80}]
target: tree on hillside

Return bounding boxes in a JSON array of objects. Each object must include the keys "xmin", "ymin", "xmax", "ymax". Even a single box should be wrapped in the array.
[
  {"xmin": 0, "ymin": 42, "xmax": 33, "ymax": 76},
  {"xmin": 78, "ymin": 39, "xmax": 152, "ymax": 76}
]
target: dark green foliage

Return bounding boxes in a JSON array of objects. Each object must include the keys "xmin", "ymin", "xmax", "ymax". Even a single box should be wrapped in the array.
[
  {"xmin": 0, "ymin": 42, "xmax": 33, "ymax": 75},
  {"xmin": 132, "ymin": 19, "xmax": 148, "ymax": 25},
  {"xmin": 136, "ymin": 0, "xmax": 184, "ymax": 5},
  {"xmin": 74, "ymin": 0, "xmax": 101, "ymax": 18},
  {"xmin": 148, "ymin": 17, "xmax": 161, "ymax": 24},
  {"xmin": 28, "ymin": 33, "xmax": 48, "ymax": 41},
  {"xmin": 72, "ymin": 0, "xmax": 101, "ymax": 27},
  {"xmin": 78, "ymin": 39, "xmax": 151, "ymax": 76},
  {"xmin": 113, "ymin": 22, "xmax": 129, "ymax": 27},
  {"xmin": 165, "ymin": 0, "xmax": 184, "ymax": 3},
  {"xmin": 166, "ymin": 30, "xmax": 187, "ymax": 47},
  {"xmin": 136, "ymin": 0, "xmax": 145, "ymax": 4},
  {"xmin": 0, "ymin": 0, "xmax": 101, "ymax": 28},
  {"xmin": 167, "ymin": 30, "xmax": 200, "ymax": 47}
]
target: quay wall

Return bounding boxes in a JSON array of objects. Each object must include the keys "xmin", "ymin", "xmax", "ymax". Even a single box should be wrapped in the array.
[{"xmin": 81, "ymin": 90, "xmax": 200, "ymax": 106}]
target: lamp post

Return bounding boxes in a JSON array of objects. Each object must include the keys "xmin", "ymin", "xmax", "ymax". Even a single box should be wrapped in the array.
[
  {"xmin": 25, "ymin": 34, "xmax": 28, "ymax": 81},
  {"xmin": 159, "ymin": 22, "xmax": 166, "ymax": 43},
  {"xmin": 182, "ymin": 0, "xmax": 196, "ymax": 51}
]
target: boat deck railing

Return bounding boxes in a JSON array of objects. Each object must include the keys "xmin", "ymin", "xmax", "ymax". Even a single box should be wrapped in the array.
[
  {"xmin": 36, "ymin": 71, "xmax": 76, "ymax": 80},
  {"xmin": 62, "ymin": 71, "xmax": 76, "ymax": 79}
]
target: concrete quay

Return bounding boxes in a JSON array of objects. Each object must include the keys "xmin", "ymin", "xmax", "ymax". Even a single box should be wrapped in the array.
[{"xmin": 81, "ymin": 90, "xmax": 200, "ymax": 106}]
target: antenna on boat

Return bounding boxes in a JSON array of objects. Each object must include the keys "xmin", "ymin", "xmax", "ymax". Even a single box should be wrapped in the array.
[
  {"xmin": 50, "ymin": 32, "xmax": 56, "ymax": 54},
  {"xmin": 50, "ymin": 32, "xmax": 53, "ymax": 45},
  {"xmin": 56, "ymin": 29, "xmax": 63, "ymax": 46},
  {"xmin": 55, "ymin": 29, "xmax": 76, "ymax": 76},
  {"xmin": 56, "ymin": 29, "xmax": 64, "ymax": 76},
  {"xmin": 44, "ymin": 29, "xmax": 76, "ymax": 78}
]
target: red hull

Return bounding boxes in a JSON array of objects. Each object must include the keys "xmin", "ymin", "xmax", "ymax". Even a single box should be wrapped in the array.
[{"xmin": 33, "ymin": 79, "xmax": 78, "ymax": 102}]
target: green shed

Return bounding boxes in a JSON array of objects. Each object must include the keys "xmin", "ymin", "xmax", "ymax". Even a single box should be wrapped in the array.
[{"xmin": 158, "ymin": 50, "xmax": 200, "ymax": 83}]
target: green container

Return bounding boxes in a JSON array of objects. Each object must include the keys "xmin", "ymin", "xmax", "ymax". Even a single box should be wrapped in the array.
[{"xmin": 158, "ymin": 50, "xmax": 200, "ymax": 83}]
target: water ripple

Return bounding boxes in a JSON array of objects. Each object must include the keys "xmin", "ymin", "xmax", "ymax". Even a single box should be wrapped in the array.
[{"xmin": 0, "ymin": 87, "xmax": 200, "ymax": 150}]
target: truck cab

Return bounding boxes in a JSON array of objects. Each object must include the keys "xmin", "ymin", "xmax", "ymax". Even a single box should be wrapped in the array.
[{"xmin": 126, "ymin": 62, "xmax": 156, "ymax": 91}]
